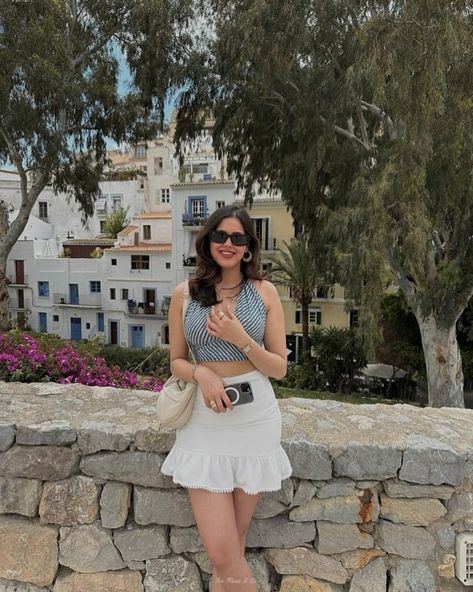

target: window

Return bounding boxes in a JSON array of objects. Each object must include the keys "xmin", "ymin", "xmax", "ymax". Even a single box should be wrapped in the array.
[
  {"xmin": 111, "ymin": 258, "xmax": 117, "ymax": 266},
  {"xmin": 38, "ymin": 281, "xmax": 49, "ymax": 297},
  {"xmin": 166, "ymin": 262, "xmax": 171, "ymax": 269},
  {"xmin": 38, "ymin": 202, "xmax": 48, "ymax": 219},
  {"xmin": 189, "ymin": 197, "xmax": 206, "ymax": 218},
  {"xmin": 295, "ymin": 308, "xmax": 322, "ymax": 325},
  {"xmin": 86, "ymin": 322, "xmax": 91, "ymax": 329},
  {"xmin": 131, "ymin": 255, "xmax": 150, "ymax": 270},
  {"xmin": 316, "ymin": 286, "xmax": 330, "ymax": 299},
  {"xmin": 135, "ymin": 144, "xmax": 146, "ymax": 159},
  {"xmin": 192, "ymin": 163, "xmax": 208, "ymax": 174},
  {"xmin": 252, "ymin": 217, "xmax": 270, "ymax": 250},
  {"xmin": 111, "ymin": 194, "xmax": 123, "ymax": 211},
  {"xmin": 350, "ymin": 309, "xmax": 359, "ymax": 327},
  {"xmin": 53, "ymin": 315, "xmax": 59, "ymax": 322},
  {"xmin": 122, "ymin": 289, "xmax": 129, "ymax": 300},
  {"xmin": 161, "ymin": 188, "xmax": 170, "ymax": 203},
  {"xmin": 143, "ymin": 225, "xmax": 151, "ymax": 240},
  {"xmin": 154, "ymin": 156, "xmax": 163, "ymax": 174},
  {"xmin": 89, "ymin": 281, "xmax": 101, "ymax": 293},
  {"xmin": 216, "ymin": 201, "xmax": 225, "ymax": 209},
  {"xmin": 110, "ymin": 288, "xmax": 116, "ymax": 300}
]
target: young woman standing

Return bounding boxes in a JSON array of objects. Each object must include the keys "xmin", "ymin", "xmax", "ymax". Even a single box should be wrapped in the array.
[{"xmin": 161, "ymin": 205, "xmax": 292, "ymax": 591}]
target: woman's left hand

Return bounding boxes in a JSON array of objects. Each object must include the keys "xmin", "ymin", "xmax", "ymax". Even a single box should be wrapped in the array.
[{"xmin": 207, "ymin": 305, "xmax": 248, "ymax": 347}]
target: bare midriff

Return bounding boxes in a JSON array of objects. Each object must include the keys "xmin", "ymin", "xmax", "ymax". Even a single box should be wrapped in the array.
[{"xmin": 198, "ymin": 359, "xmax": 256, "ymax": 378}]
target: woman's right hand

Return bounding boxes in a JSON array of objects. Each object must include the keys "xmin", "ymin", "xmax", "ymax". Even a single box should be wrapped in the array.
[{"xmin": 194, "ymin": 366, "xmax": 234, "ymax": 412}]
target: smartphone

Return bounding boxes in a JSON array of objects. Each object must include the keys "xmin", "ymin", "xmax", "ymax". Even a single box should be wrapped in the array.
[{"xmin": 224, "ymin": 382, "xmax": 254, "ymax": 406}]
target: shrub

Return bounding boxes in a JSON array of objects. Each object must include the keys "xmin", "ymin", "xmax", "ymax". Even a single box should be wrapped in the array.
[{"xmin": 0, "ymin": 330, "xmax": 164, "ymax": 391}]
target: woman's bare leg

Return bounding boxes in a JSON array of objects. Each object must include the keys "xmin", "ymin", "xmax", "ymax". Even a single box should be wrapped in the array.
[{"xmin": 187, "ymin": 488, "xmax": 257, "ymax": 591}]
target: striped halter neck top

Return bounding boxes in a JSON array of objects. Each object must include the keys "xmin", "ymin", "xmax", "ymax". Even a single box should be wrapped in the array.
[{"xmin": 184, "ymin": 279, "xmax": 266, "ymax": 362}]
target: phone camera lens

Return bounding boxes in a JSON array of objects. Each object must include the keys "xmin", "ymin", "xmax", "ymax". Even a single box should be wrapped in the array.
[{"xmin": 242, "ymin": 383, "xmax": 250, "ymax": 392}]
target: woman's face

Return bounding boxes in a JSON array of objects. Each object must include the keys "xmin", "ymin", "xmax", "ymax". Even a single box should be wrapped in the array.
[{"xmin": 209, "ymin": 216, "xmax": 249, "ymax": 270}]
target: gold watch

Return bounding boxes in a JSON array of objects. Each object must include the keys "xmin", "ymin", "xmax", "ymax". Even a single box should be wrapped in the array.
[{"xmin": 240, "ymin": 340, "xmax": 254, "ymax": 354}]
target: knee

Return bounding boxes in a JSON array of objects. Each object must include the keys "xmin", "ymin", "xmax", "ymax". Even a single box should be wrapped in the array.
[{"xmin": 206, "ymin": 539, "xmax": 241, "ymax": 569}]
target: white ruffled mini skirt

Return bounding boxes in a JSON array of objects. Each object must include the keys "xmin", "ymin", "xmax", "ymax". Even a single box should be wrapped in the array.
[{"xmin": 160, "ymin": 369, "xmax": 292, "ymax": 494}]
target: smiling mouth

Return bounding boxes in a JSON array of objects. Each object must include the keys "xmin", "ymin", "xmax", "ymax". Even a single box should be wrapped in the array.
[{"xmin": 219, "ymin": 250, "xmax": 235, "ymax": 256}]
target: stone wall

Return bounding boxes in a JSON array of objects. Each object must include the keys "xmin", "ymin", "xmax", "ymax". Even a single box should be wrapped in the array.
[{"xmin": 0, "ymin": 381, "xmax": 473, "ymax": 591}]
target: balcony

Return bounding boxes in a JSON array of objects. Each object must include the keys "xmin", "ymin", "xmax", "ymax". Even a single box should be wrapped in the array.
[
  {"xmin": 9, "ymin": 298, "xmax": 31, "ymax": 310},
  {"xmin": 182, "ymin": 213, "xmax": 208, "ymax": 228},
  {"xmin": 183, "ymin": 255, "xmax": 197, "ymax": 267},
  {"xmin": 53, "ymin": 293, "xmax": 102, "ymax": 308},
  {"xmin": 7, "ymin": 274, "xmax": 28, "ymax": 286},
  {"xmin": 126, "ymin": 297, "xmax": 170, "ymax": 319}
]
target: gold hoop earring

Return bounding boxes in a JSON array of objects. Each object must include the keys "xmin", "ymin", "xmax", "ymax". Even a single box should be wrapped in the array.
[{"xmin": 242, "ymin": 251, "xmax": 253, "ymax": 262}]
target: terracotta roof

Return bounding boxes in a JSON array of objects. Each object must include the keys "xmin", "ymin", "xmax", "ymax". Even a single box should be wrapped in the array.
[
  {"xmin": 63, "ymin": 238, "xmax": 115, "ymax": 246},
  {"xmin": 133, "ymin": 212, "xmax": 171, "ymax": 219},
  {"xmin": 118, "ymin": 225, "xmax": 138, "ymax": 237},
  {"xmin": 107, "ymin": 243, "xmax": 172, "ymax": 253}
]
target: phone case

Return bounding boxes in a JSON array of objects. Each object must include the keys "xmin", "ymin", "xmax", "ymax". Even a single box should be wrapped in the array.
[{"xmin": 224, "ymin": 381, "xmax": 254, "ymax": 406}]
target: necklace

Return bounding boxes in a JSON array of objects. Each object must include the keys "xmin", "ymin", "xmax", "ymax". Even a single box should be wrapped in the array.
[{"xmin": 216, "ymin": 280, "xmax": 245, "ymax": 303}]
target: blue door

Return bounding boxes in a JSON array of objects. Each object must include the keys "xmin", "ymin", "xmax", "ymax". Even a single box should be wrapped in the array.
[
  {"xmin": 97, "ymin": 312, "xmax": 104, "ymax": 332},
  {"xmin": 131, "ymin": 326, "xmax": 144, "ymax": 348},
  {"xmin": 71, "ymin": 318, "xmax": 82, "ymax": 340},
  {"xmin": 69, "ymin": 284, "xmax": 79, "ymax": 305},
  {"xmin": 38, "ymin": 312, "xmax": 47, "ymax": 333}
]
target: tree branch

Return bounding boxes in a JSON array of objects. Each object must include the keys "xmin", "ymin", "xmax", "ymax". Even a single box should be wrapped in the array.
[
  {"xmin": 360, "ymin": 100, "xmax": 398, "ymax": 140},
  {"xmin": 320, "ymin": 116, "xmax": 370, "ymax": 151},
  {"xmin": 0, "ymin": 128, "xmax": 28, "ymax": 206},
  {"xmin": 356, "ymin": 99, "xmax": 370, "ymax": 148},
  {"xmin": 383, "ymin": 244, "xmax": 417, "ymax": 305}
]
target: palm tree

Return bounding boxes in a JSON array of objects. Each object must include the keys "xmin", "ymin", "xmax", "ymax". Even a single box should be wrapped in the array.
[
  {"xmin": 102, "ymin": 208, "xmax": 129, "ymax": 238},
  {"xmin": 268, "ymin": 234, "xmax": 324, "ymax": 355}
]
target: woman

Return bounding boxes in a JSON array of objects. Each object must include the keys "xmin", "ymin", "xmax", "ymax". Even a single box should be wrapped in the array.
[{"xmin": 161, "ymin": 204, "xmax": 292, "ymax": 591}]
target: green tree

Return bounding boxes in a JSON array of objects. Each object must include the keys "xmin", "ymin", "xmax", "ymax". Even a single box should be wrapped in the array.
[
  {"xmin": 0, "ymin": 0, "xmax": 193, "ymax": 330},
  {"xmin": 170, "ymin": 0, "xmax": 473, "ymax": 407},
  {"xmin": 102, "ymin": 208, "xmax": 129, "ymax": 238},
  {"xmin": 268, "ymin": 235, "xmax": 328, "ymax": 354}
]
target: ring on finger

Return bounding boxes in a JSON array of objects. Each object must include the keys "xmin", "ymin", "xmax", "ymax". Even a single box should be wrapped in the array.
[
  {"xmin": 210, "ymin": 400, "xmax": 217, "ymax": 409},
  {"xmin": 218, "ymin": 310, "xmax": 225, "ymax": 319}
]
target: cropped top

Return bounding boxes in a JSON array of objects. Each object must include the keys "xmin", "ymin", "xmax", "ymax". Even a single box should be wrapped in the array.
[{"xmin": 184, "ymin": 279, "xmax": 267, "ymax": 362}]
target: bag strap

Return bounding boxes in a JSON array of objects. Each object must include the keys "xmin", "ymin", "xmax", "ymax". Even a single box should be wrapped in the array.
[{"xmin": 182, "ymin": 280, "xmax": 197, "ymax": 364}]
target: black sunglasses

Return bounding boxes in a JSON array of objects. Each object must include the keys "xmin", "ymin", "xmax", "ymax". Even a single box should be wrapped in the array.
[{"xmin": 210, "ymin": 230, "xmax": 250, "ymax": 246}]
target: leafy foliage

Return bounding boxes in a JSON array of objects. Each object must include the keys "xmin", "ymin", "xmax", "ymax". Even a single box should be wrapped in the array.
[{"xmin": 102, "ymin": 208, "xmax": 129, "ymax": 238}]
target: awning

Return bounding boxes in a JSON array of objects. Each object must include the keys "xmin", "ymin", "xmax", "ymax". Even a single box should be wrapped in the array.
[{"xmin": 361, "ymin": 363, "xmax": 407, "ymax": 380}]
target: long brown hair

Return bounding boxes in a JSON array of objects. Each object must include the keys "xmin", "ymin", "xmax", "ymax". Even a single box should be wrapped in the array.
[{"xmin": 189, "ymin": 205, "xmax": 262, "ymax": 306}]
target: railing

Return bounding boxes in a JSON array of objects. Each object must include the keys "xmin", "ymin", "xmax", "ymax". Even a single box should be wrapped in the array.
[
  {"xmin": 126, "ymin": 298, "xmax": 170, "ymax": 318},
  {"xmin": 7, "ymin": 274, "xmax": 28, "ymax": 285},
  {"xmin": 53, "ymin": 293, "xmax": 102, "ymax": 307},
  {"xmin": 182, "ymin": 213, "xmax": 208, "ymax": 226}
]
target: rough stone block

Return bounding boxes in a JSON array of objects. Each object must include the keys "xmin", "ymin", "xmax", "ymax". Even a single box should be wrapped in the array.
[
  {"xmin": 333, "ymin": 445, "xmax": 402, "ymax": 481},
  {"xmin": 374, "ymin": 520, "xmax": 435, "ymax": 560},
  {"xmin": 39, "ymin": 476, "xmax": 100, "ymax": 526},
  {"xmin": 0, "ymin": 476, "xmax": 42, "ymax": 517},
  {"xmin": 254, "ymin": 496, "xmax": 287, "ymax": 519},
  {"xmin": 16, "ymin": 422, "xmax": 76, "ymax": 446},
  {"xmin": 113, "ymin": 524, "xmax": 170, "ymax": 561},
  {"xmin": 134, "ymin": 427, "xmax": 175, "ymax": 453},
  {"xmin": 348, "ymin": 557, "xmax": 386, "ymax": 592},
  {"xmin": 316, "ymin": 478, "xmax": 355, "ymax": 499},
  {"xmin": 279, "ymin": 576, "xmax": 343, "ymax": 591},
  {"xmin": 290, "ymin": 493, "xmax": 378, "ymax": 524},
  {"xmin": 0, "ymin": 424, "xmax": 15, "ymax": 452},
  {"xmin": 399, "ymin": 435, "xmax": 466, "ymax": 486},
  {"xmin": 170, "ymin": 526, "xmax": 204, "ymax": 553},
  {"xmin": 53, "ymin": 569, "xmax": 144, "ymax": 592},
  {"xmin": 134, "ymin": 486, "xmax": 195, "ymax": 527},
  {"xmin": 0, "ymin": 579, "xmax": 50, "ymax": 592},
  {"xmin": 100, "ymin": 481, "xmax": 131, "ymax": 529},
  {"xmin": 388, "ymin": 559, "xmax": 436, "ymax": 592},
  {"xmin": 316, "ymin": 522, "xmax": 373, "ymax": 554},
  {"xmin": 80, "ymin": 451, "xmax": 172, "ymax": 488},
  {"xmin": 438, "ymin": 553, "xmax": 456, "ymax": 579},
  {"xmin": 290, "ymin": 480, "xmax": 317, "ymax": 507},
  {"xmin": 265, "ymin": 547, "xmax": 348, "ymax": 585},
  {"xmin": 340, "ymin": 548, "xmax": 385, "ymax": 571},
  {"xmin": 379, "ymin": 494, "xmax": 447, "ymax": 526},
  {"xmin": 0, "ymin": 515, "xmax": 58, "ymax": 587},
  {"xmin": 383, "ymin": 477, "xmax": 454, "ymax": 499},
  {"xmin": 144, "ymin": 555, "xmax": 203, "ymax": 591},
  {"xmin": 265, "ymin": 478, "xmax": 294, "ymax": 505},
  {"xmin": 445, "ymin": 492, "xmax": 473, "ymax": 523},
  {"xmin": 282, "ymin": 440, "xmax": 332, "ymax": 480},
  {"xmin": 77, "ymin": 422, "xmax": 132, "ymax": 455},
  {"xmin": 0, "ymin": 446, "xmax": 79, "ymax": 481},
  {"xmin": 59, "ymin": 521, "xmax": 125, "ymax": 572},
  {"xmin": 247, "ymin": 550, "xmax": 272, "ymax": 592},
  {"xmin": 247, "ymin": 515, "xmax": 316, "ymax": 548}
]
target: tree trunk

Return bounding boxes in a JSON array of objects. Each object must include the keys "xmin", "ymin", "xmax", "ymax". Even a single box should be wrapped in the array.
[
  {"xmin": 416, "ymin": 313, "xmax": 464, "ymax": 408},
  {"xmin": 0, "ymin": 257, "xmax": 9, "ymax": 331}
]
